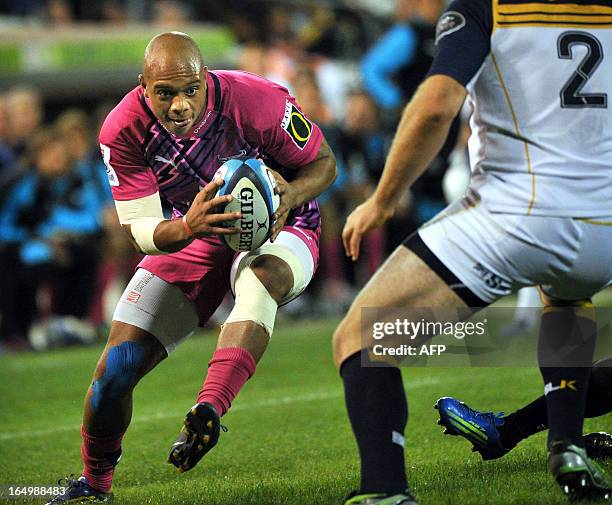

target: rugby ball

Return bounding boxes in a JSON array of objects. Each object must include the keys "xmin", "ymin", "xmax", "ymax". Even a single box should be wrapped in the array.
[{"xmin": 214, "ymin": 158, "xmax": 280, "ymax": 252}]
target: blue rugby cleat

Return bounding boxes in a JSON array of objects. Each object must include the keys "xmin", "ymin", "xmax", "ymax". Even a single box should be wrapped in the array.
[
  {"xmin": 44, "ymin": 476, "xmax": 112, "ymax": 504},
  {"xmin": 435, "ymin": 396, "xmax": 509, "ymax": 460}
]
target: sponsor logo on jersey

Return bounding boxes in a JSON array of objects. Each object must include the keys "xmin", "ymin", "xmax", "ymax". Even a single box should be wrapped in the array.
[
  {"xmin": 192, "ymin": 110, "xmax": 212, "ymax": 136},
  {"xmin": 153, "ymin": 154, "xmax": 181, "ymax": 185},
  {"xmin": 281, "ymin": 99, "xmax": 312, "ymax": 149},
  {"xmin": 105, "ymin": 164, "xmax": 119, "ymax": 187},
  {"xmin": 154, "ymin": 154, "xmax": 177, "ymax": 167},
  {"xmin": 100, "ymin": 143, "xmax": 119, "ymax": 187},
  {"xmin": 435, "ymin": 11, "xmax": 466, "ymax": 45},
  {"xmin": 544, "ymin": 380, "xmax": 577, "ymax": 396},
  {"xmin": 217, "ymin": 150, "xmax": 247, "ymax": 163}
]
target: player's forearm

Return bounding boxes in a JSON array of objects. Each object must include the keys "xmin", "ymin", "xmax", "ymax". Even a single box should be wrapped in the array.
[
  {"xmin": 152, "ymin": 218, "xmax": 194, "ymax": 252},
  {"xmin": 373, "ymin": 76, "xmax": 466, "ymax": 210},
  {"xmin": 373, "ymin": 109, "xmax": 453, "ymax": 208},
  {"xmin": 288, "ymin": 139, "xmax": 337, "ymax": 207},
  {"xmin": 124, "ymin": 219, "xmax": 193, "ymax": 254}
]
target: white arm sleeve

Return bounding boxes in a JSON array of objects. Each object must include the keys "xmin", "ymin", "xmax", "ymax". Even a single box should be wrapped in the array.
[{"xmin": 114, "ymin": 193, "xmax": 166, "ymax": 255}]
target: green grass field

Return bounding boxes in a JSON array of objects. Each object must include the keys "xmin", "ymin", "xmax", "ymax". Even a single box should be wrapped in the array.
[{"xmin": 1, "ymin": 298, "xmax": 612, "ymax": 505}]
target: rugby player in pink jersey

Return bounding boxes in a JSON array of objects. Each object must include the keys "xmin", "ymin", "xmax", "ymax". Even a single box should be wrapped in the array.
[{"xmin": 45, "ymin": 31, "xmax": 336, "ymax": 504}]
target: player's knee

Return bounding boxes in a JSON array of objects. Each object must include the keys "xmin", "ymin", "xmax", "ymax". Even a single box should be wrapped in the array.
[
  {"xmin": 332, "ymin": 313, "xmax": 360, "ymax": 368},
  {"xmin": 332, "ymin": 324, "xmax": 345, "ymax": 365},
  {"xmin": 249, "ymin": 255, "xmax": 293, "ymax": 303},
  {"xmin": 91, "ymin": 341, "xmax": 145, "ymax": 411},
  {"xmin": 226, "ymin": 264, "xmax": 281, "ymax": 337}
]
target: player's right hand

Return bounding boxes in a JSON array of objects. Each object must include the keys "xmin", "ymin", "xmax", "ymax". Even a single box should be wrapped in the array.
[
  {"xmin": 184, "ymin": 178, "xmax": 241, "ymax": 237},
  {"xmin": 342, "ymin": 197, "xmax": 394, "ymax": 261}
]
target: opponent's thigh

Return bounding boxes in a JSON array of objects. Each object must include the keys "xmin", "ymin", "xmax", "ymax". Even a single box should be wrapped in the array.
[{"xmin": 333, "ymin": 246, "xmax": 468, "ymax": 367}]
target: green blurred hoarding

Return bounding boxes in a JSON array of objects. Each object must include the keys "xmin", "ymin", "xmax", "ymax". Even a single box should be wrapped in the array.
[{"xmin": 0, "ymin": 25, "xmax": 236, "ymax": 76}]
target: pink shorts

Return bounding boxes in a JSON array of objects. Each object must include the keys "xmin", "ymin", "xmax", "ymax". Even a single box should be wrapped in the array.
[{"xmin": 138, "ymin": 226, "xmax": 319, "ymax": 325}]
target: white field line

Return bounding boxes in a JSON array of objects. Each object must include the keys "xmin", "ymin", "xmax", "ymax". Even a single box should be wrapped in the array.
[{"xmin": 0, "ymin": 377, "xmax": 440, "ymax": 442}]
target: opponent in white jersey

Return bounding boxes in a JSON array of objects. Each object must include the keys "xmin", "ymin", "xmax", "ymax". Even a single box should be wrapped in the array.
[
  {"xmin": 334, "ymin": 1, "xmax": 612, "ymax": 503},
  {"xmin": 466, "ymin": 2, "xmax": 612, "ymax": 217}
]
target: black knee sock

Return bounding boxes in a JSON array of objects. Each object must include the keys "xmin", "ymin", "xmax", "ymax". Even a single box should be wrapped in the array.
[
  {"xmin": 498, "ymin": 397, "xmax": 548, "ymax": 449},
  {"xmin": 585, "ymin": 357, "xmax": 612, "ymax": 417},
  {"xmin": 341, "ymin": 351, "xmax": 407, "ymax": 494},
  {"xmin": 538, "ymin": 306, "xmax": 596, "ymax": 449},
  {"xmin": 499, "ymin": 356, "xmax": 612, "ymax": 449}
]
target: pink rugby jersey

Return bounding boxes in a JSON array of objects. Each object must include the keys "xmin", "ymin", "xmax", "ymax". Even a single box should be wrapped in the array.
[{"xmin": 99, "ymin": 70, "xmax": 323, "ymax": 237}]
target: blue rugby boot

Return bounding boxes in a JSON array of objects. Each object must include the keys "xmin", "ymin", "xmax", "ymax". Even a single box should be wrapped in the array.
[
  {"xmin": 548, "ymin": 442, "xmax": 612, "ymax": 501},
  {"xmin": 435, "ymin": 396, "xmax": 509, "ymax": 460},
  {"xmin": 342, "ymin": 489, "xmax": 419, "ymax": 505},
  {"xmin": 44, "ymin": 476, "xmax": 112, "ymax": 504}
]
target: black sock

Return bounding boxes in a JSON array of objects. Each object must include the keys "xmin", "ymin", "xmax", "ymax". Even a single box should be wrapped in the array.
[
  {"xmin": 499, "ymin": 356, "xmax": 612, "ymax": 449},
  {"xmin": 341, "ymin": 351, "xmax": 407, "ymax": 494},
  {"xmin": 538, "ymin": 306, "xmax": 596, "ymax": 449},
  {"xmin": 585, "ymin": 357, "xmax": 612, "ymax": 417},
  {"xmin": 498, "ymin": 397, "xmax": 547, "ymax": 449}
]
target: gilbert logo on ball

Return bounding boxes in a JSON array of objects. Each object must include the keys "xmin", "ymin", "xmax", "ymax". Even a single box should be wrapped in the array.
[{"xmin": 214, "ymin": 158, "xmax": 280, "ymax": 252}]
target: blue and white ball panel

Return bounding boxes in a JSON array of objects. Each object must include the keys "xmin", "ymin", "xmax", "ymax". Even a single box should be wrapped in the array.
[
  {"xmin": 214, "ymin": 158, "xmax": 280, "ymax": 252},
  {"xmin": 244, "ymin": 158, "xmax": 279, "ymax": 213}
]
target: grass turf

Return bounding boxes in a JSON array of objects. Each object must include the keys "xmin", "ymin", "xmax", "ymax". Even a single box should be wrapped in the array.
[{"xmin": 1, "ymin": 299, "xmax": 612, "ymax": 505}]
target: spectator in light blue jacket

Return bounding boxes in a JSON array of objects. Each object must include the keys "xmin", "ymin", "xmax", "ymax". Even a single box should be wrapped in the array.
[{"xmin": 361, "ymin": 0, "xmax": 446, "ymax": 114}]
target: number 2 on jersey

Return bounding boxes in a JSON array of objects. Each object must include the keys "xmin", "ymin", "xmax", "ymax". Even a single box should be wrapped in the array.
[{"xmin": 557, "ymin": 31, "xmax": 607, "ymax": 109}]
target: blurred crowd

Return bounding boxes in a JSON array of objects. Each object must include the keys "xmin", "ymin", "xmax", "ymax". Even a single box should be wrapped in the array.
[
  {"xmin": 0, "ymin": 88, "xmax": 140, "ymax": 351},
  {"xmin": 0, "ymin": 0, "xmax": 471, "ymax": 352}
]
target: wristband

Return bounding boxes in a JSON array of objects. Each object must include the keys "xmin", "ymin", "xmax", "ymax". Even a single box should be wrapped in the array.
[
  {"xmin": 182, "ymin": 215, "xmax": 194, "ymax": 238},
  {"xmin": 129, "ymin": 217, "xmax": 165, "ymax": 255}
]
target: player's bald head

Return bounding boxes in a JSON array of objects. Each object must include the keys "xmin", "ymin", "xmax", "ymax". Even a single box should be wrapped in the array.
[
  {"xmin": 142, "ymin": 31, "xmax": 204, "ymax": 81},
  {"xmin": 139, "ymin": 32, "xmax": 208, "ymax": 137}
]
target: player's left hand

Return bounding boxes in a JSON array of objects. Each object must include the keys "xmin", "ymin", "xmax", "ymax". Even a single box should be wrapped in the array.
[
  {"xmin": 268, "ymin": 168, "xmax": 299, "ymax": 242},
  {"xmin": 343, "ymin": 196, "xmax": 394, "ymax": 261}
]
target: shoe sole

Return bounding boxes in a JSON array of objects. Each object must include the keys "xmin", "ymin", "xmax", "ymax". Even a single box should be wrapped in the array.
[
  {"xmin": 585, "ymin": 433, "xmax": 612, "ymax": 461},
  {"xmin": 44, "ymin": 493, "xmax": 112, "ymax": 504},
  {"xmin": 555, "ymin": 470, "xmax": 612, "ymax": 502},
  {"xmin": 167, "ymin": 404, "xmax": 220, "ymax": 473}
]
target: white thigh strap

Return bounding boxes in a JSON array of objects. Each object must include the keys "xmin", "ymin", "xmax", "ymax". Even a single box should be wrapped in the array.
[
  {"xmin": 230, "ymin": 230, "xmax": 314, "ymax": 306},
  {"xmin": 225, "ymin": 267, "xmax": 278, "ymax": 337}
]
